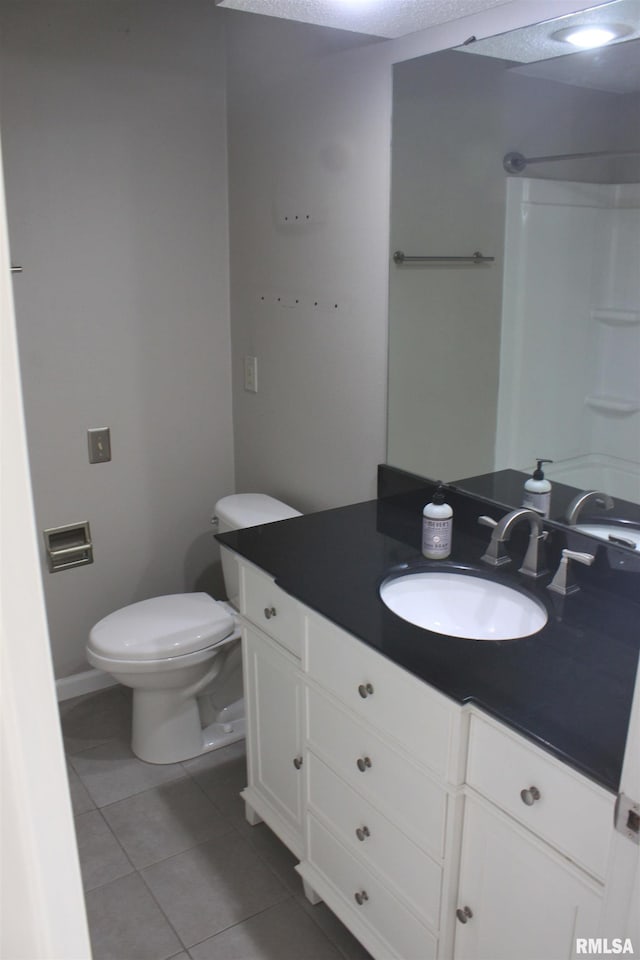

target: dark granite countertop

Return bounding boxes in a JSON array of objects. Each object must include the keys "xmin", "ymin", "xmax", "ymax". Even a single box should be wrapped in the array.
[
  {"xmin": 455, "ymin": 467, "xmax": 640, "ymax": 528},
  {"xmin": 217, "ymin": 492, "xmax": 639, "ymax": 795}
]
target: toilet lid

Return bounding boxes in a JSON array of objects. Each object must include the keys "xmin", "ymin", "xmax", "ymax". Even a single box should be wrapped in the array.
[{"xmin": 88, "ymin": 593, "xmax": 235, "ymax": 661}]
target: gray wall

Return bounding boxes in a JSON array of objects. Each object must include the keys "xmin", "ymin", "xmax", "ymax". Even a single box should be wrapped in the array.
[
  {"xmin": 0, "ymin": 0, "xmax": 235, "ymax": 677},
  {"xmin": 223, "ymin": 1, "xmax": 593, "ymax": 510},
  {"xmin": 0, "ymin": 0, "xmax": 590, "ymax": 678},
  {"xmin": 225, "ymin": 14, "xmax": 390, "ymax": 512}
]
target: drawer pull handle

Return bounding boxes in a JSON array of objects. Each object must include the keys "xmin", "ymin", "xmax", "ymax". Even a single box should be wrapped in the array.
[
  {"xmin": 293, "ymin": 756, "xmax": 303, "ymax": 770},
  {"xmin": 264, "ymin": 606, "xmax": 277, "ymax": 619},
  {"xmin": 354, "ymin": 890, "xmax": 369, "ymax": 906},
  {"xmin": 520, "ymin": 786, "xmax": 541, "ymax": 806},
  {"xmin": 456, "ymin": 906, "xmax": 473, "ymax": 924},
  {"xmin": 358, "ymin": 683, "xmax": 374, "ymax": 699},
  {"xmin": 355, "ymin": 826, "xmax": 371, "ymax": 842},
  {"xmin": 356, "ymin": 756, "xmax": 372, "ymax": 773}
]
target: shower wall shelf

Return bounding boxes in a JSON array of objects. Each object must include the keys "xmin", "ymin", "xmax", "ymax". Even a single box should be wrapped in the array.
[
  {"xmin": 592, "ymin": 308, "xmax": 640, "ymax": 326},
  {"xmin": 585, "ymin": 395, "xmax": 640, "ymax": 415}
]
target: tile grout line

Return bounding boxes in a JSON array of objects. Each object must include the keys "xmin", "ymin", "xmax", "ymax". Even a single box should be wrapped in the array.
[
  {"xmin": 177, "ymin": 749, "xmax": 368, "ymax": 959},
  {"xmin": 134, "ymin": 834, "xmax": 297, "ymax": 955},
  {"xmin": 69, "ymin": 745, "xmax": 190, "ymax": 810},
  {"xmin": 74, "ymin": 805, "xmax": 137, "ymax": 893},
  {"xmin": 135, "ymin": 857, "xmax": 193, "ymax": 955},
  {"xmin": 184, "ymin": 894, "xmax": 298, "ymax": 956},
  {"xmin": 63, "ymin": 693, "xmax": 366, "ymax": 959}
]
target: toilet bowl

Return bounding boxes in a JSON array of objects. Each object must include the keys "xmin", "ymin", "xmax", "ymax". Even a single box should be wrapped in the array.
[{"xmin": 87, "ymin": 494, "xmax": 301, "ymax": 764}]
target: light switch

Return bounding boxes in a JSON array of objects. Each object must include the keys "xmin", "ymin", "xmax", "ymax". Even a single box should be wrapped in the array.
[
  {"xmin": 88, "ymin": 428, "xmax": 111, "ymax": 463},
  {"xmin": 244, "ymin": 356, "xmax": 258, "ymax": 393}
]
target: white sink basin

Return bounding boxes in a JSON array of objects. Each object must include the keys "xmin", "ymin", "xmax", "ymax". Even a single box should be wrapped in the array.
[
  {"xmin": 380, "ymin": 570, "xmax": 548, "ymax": 641},
  {"xmin": 573, "ymin": 523, "xmax": 640, "ymax": 551}
]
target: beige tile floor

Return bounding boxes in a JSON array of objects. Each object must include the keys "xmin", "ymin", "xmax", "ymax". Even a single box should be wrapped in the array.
[{"xmin": 61, "ymin": 686, "xmax": 373, "ymax": 960}]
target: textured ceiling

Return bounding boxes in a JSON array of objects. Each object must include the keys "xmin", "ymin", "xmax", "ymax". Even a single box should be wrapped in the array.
[
  {"xmin": 458, "ymin": 0, "xmax": 640, "ymax": 62},
  {"xmin": 457, "ymin": 0, "xmax": 640, "ymax": 93},
  {"xmin": 215, "ymin": 0, "xmax": 512, "ymax": 39}
]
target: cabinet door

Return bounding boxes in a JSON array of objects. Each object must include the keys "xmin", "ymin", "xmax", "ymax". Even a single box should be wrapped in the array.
[
  {"xmin": 454, "ymin": 795, "xmax": 602, "ymax": 960},
  {"xmin": 243, "ymin": 626, "xmax": 303, "ymax": 856}
]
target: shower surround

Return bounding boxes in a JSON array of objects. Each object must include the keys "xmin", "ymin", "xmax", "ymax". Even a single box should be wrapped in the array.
[{"xmin": 496, "ymin": 176, "xmax": 640, "ymax": 502}]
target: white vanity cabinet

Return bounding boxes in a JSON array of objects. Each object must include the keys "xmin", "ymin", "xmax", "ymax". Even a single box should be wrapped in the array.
[
  {"xmin": 453, "ymin": 714, "xmax": 612, "ymax": 960},
  {"xmin": 239, "ymin": 563, "xmax": 305, "ymax": 859},
  {"xmin": 298, "ymin": 609, "xmax": 464, "ymax": 960},
  {"xmin": 235, "ymin": 556, "xmax": 625, "ymax": 960}
]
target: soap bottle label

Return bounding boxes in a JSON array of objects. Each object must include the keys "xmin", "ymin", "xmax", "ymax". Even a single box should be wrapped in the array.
[{"xmin": 422, "ymin": 518, "xmax": 452, "ymax": 558}]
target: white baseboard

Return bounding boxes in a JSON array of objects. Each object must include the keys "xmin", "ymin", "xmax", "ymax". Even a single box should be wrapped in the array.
[{"xmin": 56, "ymin": 668, "xmax": 117, "ymax": 702}]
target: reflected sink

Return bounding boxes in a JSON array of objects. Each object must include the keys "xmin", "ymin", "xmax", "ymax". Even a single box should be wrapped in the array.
[
  {"xmin": 380, "ymin": 569, "xmax": 548, "ymax": 641},
  {"xmin": 573, "ymin": 520, "xmax": 640, "ymax": 551}
]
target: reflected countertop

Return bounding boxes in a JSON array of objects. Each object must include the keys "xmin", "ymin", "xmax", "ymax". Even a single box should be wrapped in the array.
[{"xmin": 217, "ymin": 494, "xmax": 640, "ymax": 794}]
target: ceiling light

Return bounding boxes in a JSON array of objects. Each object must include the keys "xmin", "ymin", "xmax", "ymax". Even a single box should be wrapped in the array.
[{"xmin": 552, "ymin": 23, "xmax": 633, "ymax": 49}]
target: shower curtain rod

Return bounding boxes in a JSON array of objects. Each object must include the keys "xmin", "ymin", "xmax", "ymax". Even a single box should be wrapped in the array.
[{"xmin": 503, "ymin": 149, "xmax": 640, "ymax": 174}]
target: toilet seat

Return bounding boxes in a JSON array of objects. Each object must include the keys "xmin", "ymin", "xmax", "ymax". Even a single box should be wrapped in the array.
[
  {"xmin": 88, "ymin": 593, "xmax": 235, "ymax": 662},
  {"xmin": 86, "ymin": 636, "xmax": 240, "ymax": 675}
]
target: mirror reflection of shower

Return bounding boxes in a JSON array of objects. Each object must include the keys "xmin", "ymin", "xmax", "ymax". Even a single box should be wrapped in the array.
[
  {"xmin": 387, "ymin": 0, "xmax": 640, "ymax": 509},
  {"xmin": 495, "ymin": 176, "xmax": 640, "ymax": 502}
]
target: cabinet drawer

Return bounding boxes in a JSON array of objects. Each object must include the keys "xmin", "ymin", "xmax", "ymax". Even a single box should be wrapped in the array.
[
  {"xmin": 307, "ymin": 751, "xmax": 442, "ymax": 930},
  {"xmin": 241, "ymin": 563, "xmax": 302, "ymax": 657},
  {"xmin": 306, "ymin": 687, "xmax": 447, "ymax": 860},
  {"xmin": 305, "ymin": 611, "xmax": 460, "ymax": 782},
  {"xmin": 466, "ymin": 714, "xmax": 613, "ymax": 880},
  {"xmin": 307, "ymin": 814, "xmax": 438, "ymax": 960}
]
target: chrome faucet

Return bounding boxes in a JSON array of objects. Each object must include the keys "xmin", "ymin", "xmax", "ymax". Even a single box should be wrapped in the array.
[
  {"xmin": 479, "ymin": 509, "xmax": 548, "ymax": 578},
  {"xmin": 565, "ymin": 490, "xmax": 614, "ymax": 526}
]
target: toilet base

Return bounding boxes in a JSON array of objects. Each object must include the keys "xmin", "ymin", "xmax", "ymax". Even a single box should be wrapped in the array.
[
  {"xmin": 201, "ymin": 715, "xmax": 245, "ymax": 756},
  {"xmin": 131, "ymin": 687, "xmax": 245, "ymax": 764}
]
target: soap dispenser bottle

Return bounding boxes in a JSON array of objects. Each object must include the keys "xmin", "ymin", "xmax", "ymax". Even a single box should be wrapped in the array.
[
  {"xmin": 422, "ymin": 484, "xmax": 453, "ymax": 559},
  {"xmin": 523, "ymin": 459, "xmax": 553, "ymax": 517}
]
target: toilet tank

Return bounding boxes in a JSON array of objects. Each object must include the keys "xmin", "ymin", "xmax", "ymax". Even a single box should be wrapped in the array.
[{"xmin": 214, "ymin": 494, "xmax": 302, "ymax": 609}]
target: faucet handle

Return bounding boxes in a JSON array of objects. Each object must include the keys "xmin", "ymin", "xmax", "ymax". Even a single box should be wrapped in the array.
[
  {"xmin": 563, "ymin": 550, "xmax": 595, "ymax": 566},
  {"xmin": 548, "ymin": 549, "xmax": 595, "ymax": 596},
  {"xmin": 478, "ymin": 515, "xmax": 497, "ymax": 529}
]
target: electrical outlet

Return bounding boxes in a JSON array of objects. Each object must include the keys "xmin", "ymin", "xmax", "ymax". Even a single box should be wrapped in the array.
[
  {"xmin": 88, "ymin": 428, "xmax": 111, "ymax": 463},
  {"xmin": 244, "ymin": 356, "xmax": 258, "ymax": 393}
]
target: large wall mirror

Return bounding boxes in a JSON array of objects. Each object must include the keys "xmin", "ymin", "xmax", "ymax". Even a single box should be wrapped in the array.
[{"xmin": 387, "ymin": 0, "xmax": 640, "ymax": 546}]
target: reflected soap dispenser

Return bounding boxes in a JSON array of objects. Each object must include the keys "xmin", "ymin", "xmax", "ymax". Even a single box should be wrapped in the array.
[
  {"xmin": 422, "ymin": 484, "xmax": 453, "ymax": 559},
  {"xmin": 523, "ymin": 459, "xmax": 553, "ymax": 517}
]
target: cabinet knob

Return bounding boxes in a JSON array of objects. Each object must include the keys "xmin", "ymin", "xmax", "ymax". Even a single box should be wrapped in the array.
[
  {"xmin": 356, "ymin": 756, "xmax": 372, "ymax": 773},
  {"xmin": 520, "ymin": 785, "xmax": 541, "ymax": 806},
  {"xmin": 358, "ymin": 683, "xmax": 374, "ymax": 699},
  {"xmin": 264, "ymin": 606, "xmax": 277, "ymax": 619},
  {"xmin": 456, "ymin": 906, "xmax": 473, "ymax": 924},
  {"xmin": 354, "ymin": 890, "xmax": 369, "ymax": 906},
  {"xmin": 355, "ymin": 826, "xmax": 371, "ymax": 842},
  {"xmin": 293, "ymin": 756, "xmax": 303, "ymax": 770}
]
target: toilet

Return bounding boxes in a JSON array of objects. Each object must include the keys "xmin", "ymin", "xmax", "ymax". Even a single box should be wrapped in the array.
[{"xmin": 86, "ymin": 494, "xmax": 301, "ymax": 764}]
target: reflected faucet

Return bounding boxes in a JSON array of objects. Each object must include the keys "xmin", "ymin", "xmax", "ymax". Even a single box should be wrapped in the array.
[
  {"xmin": 479, "ymin": 508, "xmax": 548, "ymax": 578},
  {"xmin": 565, "ymin": 490, "xmax": 614, "ymax": 526}
]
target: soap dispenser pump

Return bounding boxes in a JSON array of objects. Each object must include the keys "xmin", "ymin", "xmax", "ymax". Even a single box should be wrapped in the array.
[
  {"xmin": 422, "ymin": 484, "xmax": 453, "ymax": 559},
  {"xmin": 523, "ymin": 459, "xmax": 553, "ymax": 517}
]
